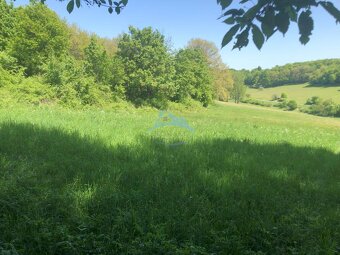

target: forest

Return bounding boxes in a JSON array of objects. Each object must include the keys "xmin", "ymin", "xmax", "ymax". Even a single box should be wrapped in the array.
[
  {"xmin": 0, "ymin": 0, "xmax": 237, "ymax": 109},
  {"xmin": 2, "ymin": 0, "xmax": 340, "ymax": 111},
  {"xmin": 242, "ymin": 59, "xmax": 340, "ymax": 88}
]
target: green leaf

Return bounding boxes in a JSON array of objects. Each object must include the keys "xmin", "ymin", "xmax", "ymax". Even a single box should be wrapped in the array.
[
  {"xmin": 108, "ymin": 7, "xmax": 113, "ymax": 13},
  {"xmin": 286, "ymin": 6, "xmax": 297, "ymax": 22},
  {"xmin": 244, "ymin": 4, "xmax": 263, "ymax": 20},
  {"xmin": 121, "ymin": 0, "xmax": 128, "ymax": 6},
  {"xmin": 222, "ymin": 24, "xmax": 240, "ymax": 48},
  {"xmin": 233, "ymin": 29, "xmax": 249, "ymax": 50},
  {"xmin": 320, "ymin": 1, "xmax": 340, "ymax": 23},
  {"xmin": 252, "ymin": 25, "xmax": 265, "ymax": 50},
  {"xmin": 219, "ymin": 8, "xmax": 245, "ymax": 19},
  {"xmin": 298, "ymin": 10, "xmax": 314, "ymax": 45},
  {"xmin": 261, "ymin": 6, "xmax": 276, "ymax": 38},
  {"xmin": 108, "ymin": 0, "xmax": 112, "ymax": 5},
  {"xmin": 275, "ymin": 11, "xmax": 290, "ymax": 35},
  {"xmin": 115, "ymin": 6, "xmax": 121, "ymax": 14},
  {"xmin": 75, "ymin": 0, "xmax": 80, "ymax": 8},
  {"xmin": 67, "ymin": 0, "xmax": 74, "ymax": 13},
  {"xmin": 223, "ymin": 17, "xmax": 235, "ymax": 24},
  {"xmin": 218, "ymin": 0, "xmax": 233, "ymax": 10}
]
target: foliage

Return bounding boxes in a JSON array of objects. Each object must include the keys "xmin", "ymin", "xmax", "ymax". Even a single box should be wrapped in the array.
[
  {"xmin": 174, "ymin": 48, "xmax": 213, "ymax": 107},
  {"xmin": 7, "ymin": 76, "xmax": 56, "ymax": 105},
  {"xmin": 305, "ymin": 98, "xmax": 340, "ymax": 117},
  {"xmin": 231, "ymin": 72, "xmax": 246, "ymax": 103},
  {"xmin": 187, "ymin": 38, "xmax": 233, "ymax": 102},
  {"xmin": 0, "ymin": 51, "xmax": 24, "ymax": 87},
  {"xmin": 242, "ymin": 98, "xmax": 277, "ymax": 107},
  {"xmin": 117, "ymin": 26, "xmax": 176, "ymax": 107},
  {"xmin": 212, "ymin": 68, "xmax": 234, "ymax": 101},
  {"xmin": 84, "ymin": 37, "xmax": 112, "ymax": 85},
  {"xmin": 43, "ymin": 54, "xmax": 83, "ymax": 86},
  {"xmin": 218, "ymin": 0, "xmax": 340, "ymax": 49},
  {"xmin": 8, "ymin": 3, "xmax": 69, "ymax": 76},
  {"xmin": 286, "ymin": 100, "xmax": 298, "ymax": 111},
  {"xmin": 306, "ymin": 96, "xmax": 322, "ymax": 105},
  {"xmin": 243, "ymin": 59, "xmax": 340, "ymax": 88},
  {"xmin": 0, "ymin": 0, "xmax": 15, "ymax": 51},
  {"xmin": 187, "ymin": 38, "xmax": 224, "ymax": 69}
]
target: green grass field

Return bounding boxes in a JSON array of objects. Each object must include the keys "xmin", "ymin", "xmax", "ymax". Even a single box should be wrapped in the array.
[
  {"xmin": 247, "ymin": 83, "xmax": 340, "ymax": 105},
  {"xmin": 0, "ymin": 103, "xmax": 339, "ymax": 254}
]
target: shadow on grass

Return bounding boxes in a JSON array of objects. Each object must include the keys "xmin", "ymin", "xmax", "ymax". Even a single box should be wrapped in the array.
[{"xmin": 0, "ymin": 122, "xmax": 339, "ymax": 254}]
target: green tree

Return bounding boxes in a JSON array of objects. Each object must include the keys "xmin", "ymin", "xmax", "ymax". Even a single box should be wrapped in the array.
[
  {"xmin": 174, "ymin": 48, "xmax": 213, "ymax": 107},
  {"xmin": 117, "ymin": 26, "xmax": 175, "ymax": 107},
  {"xmin": 187, "ymin": 38, "xmax": 233, "ymax": 101},
  {"xmin": 231, "ymin": 73, "xmax": 246, "ymax": 103},
  {"xmin": 8, "ymin": 3, "xmax": 69, "ymax": 76},
  {"xmin": 0, "ymin": 0, "xmax": 15, "ymax": 51},
  {"xmin": 84, "ymin": 37, "xmax": 111, "ymax": 84}
]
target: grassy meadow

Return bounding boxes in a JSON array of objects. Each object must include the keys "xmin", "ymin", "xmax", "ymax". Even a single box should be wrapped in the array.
[
  {"xmin": 247, "ymin": 84, "xmax": 340, "ymax": 105},
  {"xmin": 0, "ymin": 103, "xmax": 339, "ymax": 254}
]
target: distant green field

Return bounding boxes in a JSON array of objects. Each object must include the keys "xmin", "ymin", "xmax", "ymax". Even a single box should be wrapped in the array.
[
  {"xmin": 247, "ymin": 83, "xmax": 340, "ymax": 105},
  {"xmin": 0, "ymin": 104, "xmax": 339, "ymax": 254}
]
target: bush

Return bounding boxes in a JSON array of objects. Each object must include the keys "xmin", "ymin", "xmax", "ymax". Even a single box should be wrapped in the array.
[
  {"xmin": 306, "ymin": 96, "xmax": 321, "ymax": 105},
  {"xmin": 308, "ymin": 99, "xmax": 339, "ymax": 117},
  {"xmin": 272, "ymin": 94, "xmax": 279, "ymax": 101},
  {"xmin": 9, "ymin": 76, "xmax": 56, "ymax": 105},
  {"xmin": 43, "ymin": 55, "xmax": 83, "ymax": 86},
  {"xmin": 286, "ymin": 100, "xmax": 298, "ymax": 111},
  {"xmin": 242, "ymin": 98, "xmax": 277, "ymax": 107},
  {"xmin": 0, "ymin": 51, "xmax": 24, "ymax": 87},
  {"xmin": 281, "ymin": 93, "xmax": 288, "ymax": 99},
  {"xmin": 277, "ymin": 99, "xmax": 287, "ymax": 108}
]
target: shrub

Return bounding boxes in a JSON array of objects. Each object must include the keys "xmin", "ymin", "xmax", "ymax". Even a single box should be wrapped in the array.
[
  {"xmin": 308, "ymin": 99, "xmax": 339, "ymax": 117},
  {"xmin": 272, "ymin": 94, "xmax": 279, "ymax": 101},
  {"xmin": 0, "ymin": 51, "xmax": 24, "ymax": 87},
  {"xmin": 277, "ymin": 99, "xmax": 287, "ymax": 108},
  {"xmin": 286, "ymin": 100, "xmax": 298, "ymax": 111},
  {"xmin": 10, "ymin": 76, "xmax": 56, "ymax": 105},
  {"xmin": 306, "ymin": 96, "xmax": 321, "ymax": 105},
  {"xmin": 281, "ymin": 93, "xmax": 288, "ymax": 99},
  {"xmin": 43, "ymin": 55, "xmax": 83, "ymax": 86}
]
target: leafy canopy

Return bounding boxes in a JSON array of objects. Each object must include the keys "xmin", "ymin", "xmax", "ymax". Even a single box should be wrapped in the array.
[
  {"xmin": 218, "ymin": 0, "xmax": 340, "ymax": 50},
  {"xmin": 46, "ymin": 0, "xmax": 340, "ymax": 50}
]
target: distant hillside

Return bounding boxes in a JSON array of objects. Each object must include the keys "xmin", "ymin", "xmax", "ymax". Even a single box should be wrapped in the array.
[
  {"xmin": 247, "ymin": 84, "xmax": 340, "ymax": 105},
  {"xmin": 237, "ymin": 59, "xmax": 340, "ymax": 88}
]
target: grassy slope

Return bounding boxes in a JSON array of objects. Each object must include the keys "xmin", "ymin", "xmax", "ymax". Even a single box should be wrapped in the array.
[
  {"xmin": 247, "ymin": 83, "xmax": 340, "ymax": 105},
  {"xmin": 0, "ymin": 104, "xmax": 339, "ymax": 254}
]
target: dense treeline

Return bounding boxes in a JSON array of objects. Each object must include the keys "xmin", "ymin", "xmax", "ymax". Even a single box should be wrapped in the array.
[
  {"xmin": 242, "ymin": 59, "xmax": 340, "ymax": 88},
  {"xmin": 0, "ymin": 1, "xmax": 235, "ymax": 109}
]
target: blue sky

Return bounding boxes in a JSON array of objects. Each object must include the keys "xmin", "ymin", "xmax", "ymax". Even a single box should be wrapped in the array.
[{"xmin": 15, "ymin": 0, "xmax": 340, "ymax": 70}]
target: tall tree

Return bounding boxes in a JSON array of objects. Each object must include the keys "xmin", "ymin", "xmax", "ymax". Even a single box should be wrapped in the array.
[
  {"xmin": 174, "ymin": 48, "xmax": 213, "ymax": 107},
  {"xmin": 187, "ymin": 38, "xmax": 233, "ymax": 101},
  {"xmin": 231, "ymin": 72, "xmax": 247, "ymax": 103},
  {"xmin": 0, "ymin": 0, "xmax": 15, "ymax": 51},
  {"xmin": 84, "ymin": 37, "xmax": 111, "ymax": 84},
  {"xmin": 187, "ymin": 38, "xmax": 224, "ymax": 69},
  {"xmin": 9, "ymin": 3, "xmax": 70, "ymax": 76},
  {"xmin": 117, "ymin": 26, "xmax": 175, "ymax": 107}
]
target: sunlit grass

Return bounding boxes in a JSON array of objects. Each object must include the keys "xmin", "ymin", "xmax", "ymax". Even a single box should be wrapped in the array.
[
  {"xmin": 0, "ymin": 104, "xmax": 339, "ymax": 254},
  {"xmin": 247, "ymin": 83, "xmax": 340, "ymax": 105}
]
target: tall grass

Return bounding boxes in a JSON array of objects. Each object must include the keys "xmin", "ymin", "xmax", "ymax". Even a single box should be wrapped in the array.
[{"xmin": 0, "ymin": 104, "xmax": 339, "ymax": 254}]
